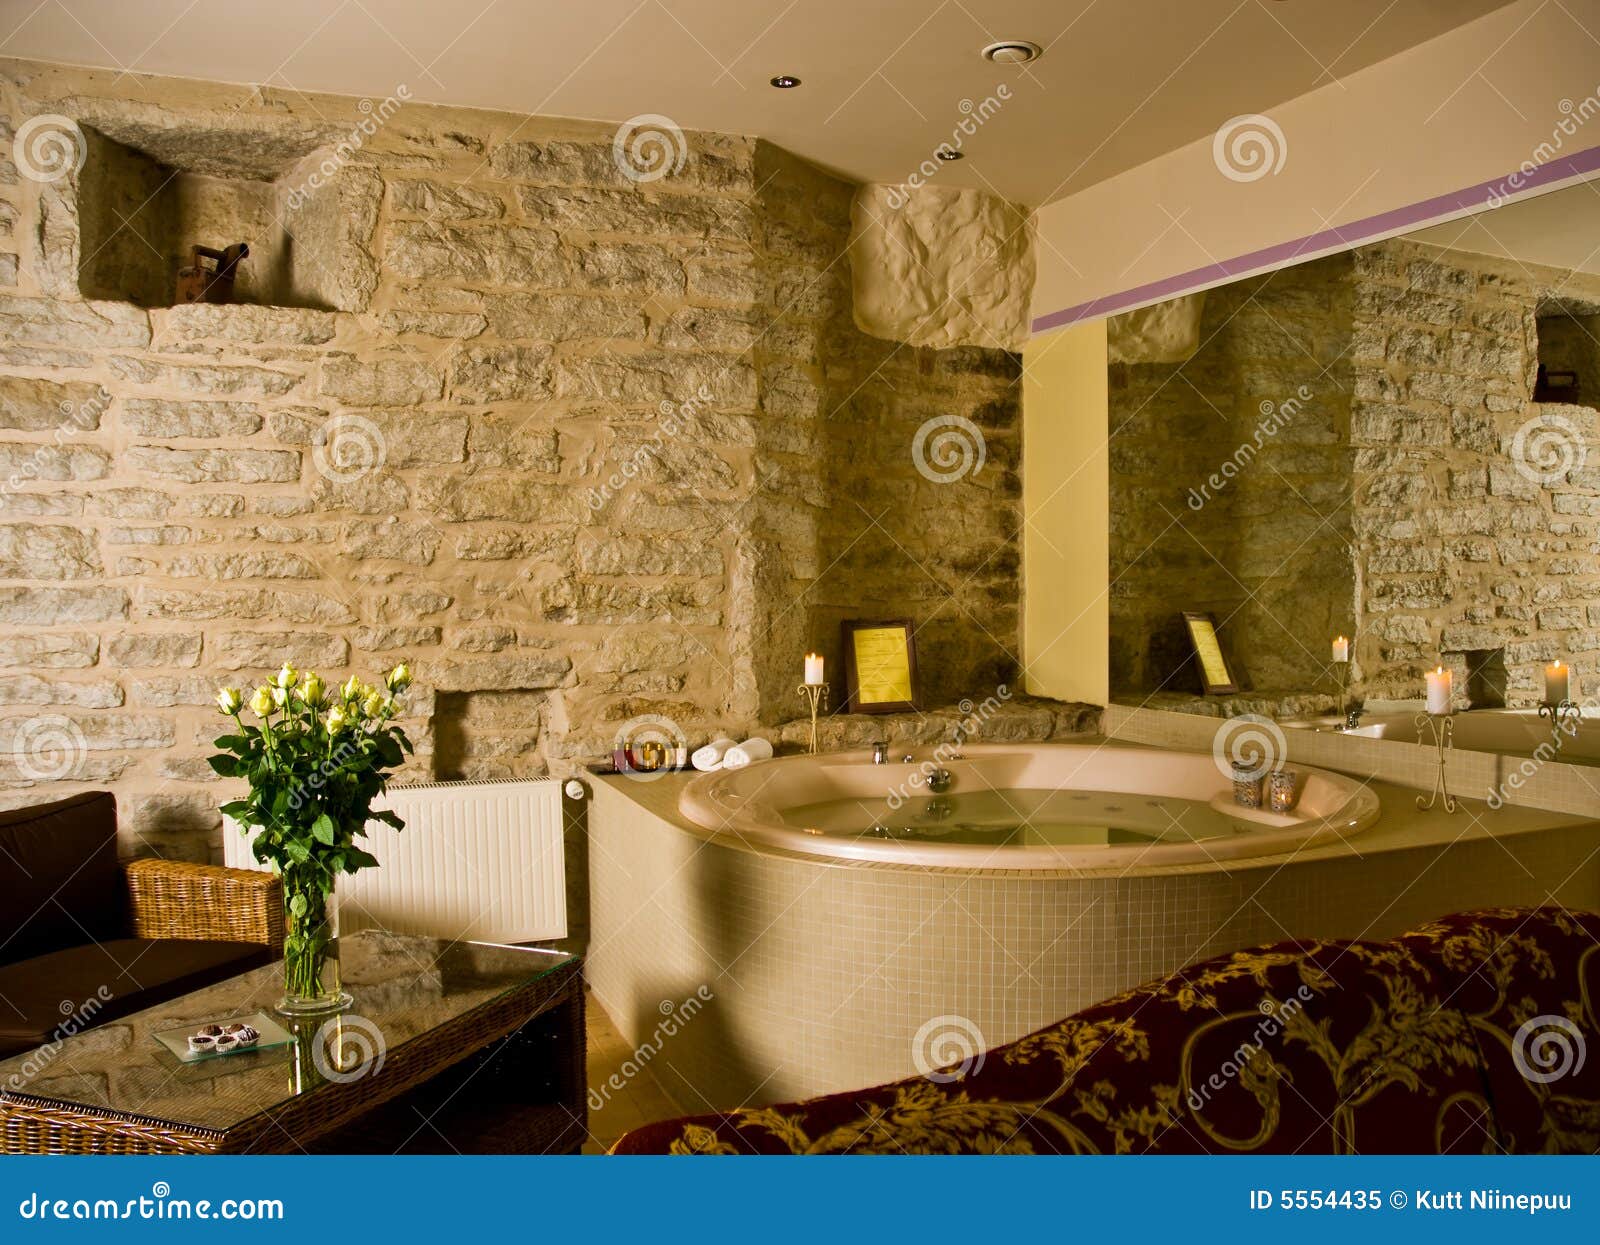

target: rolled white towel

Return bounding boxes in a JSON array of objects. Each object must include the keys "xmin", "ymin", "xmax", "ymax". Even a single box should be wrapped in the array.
[
  {"xmin": 692, "ymin": 737, "xmax": 737, "ymax": 772},
  {"xmin": 721, "ymin": 737, "xmax": 774, "ymax": 769}
]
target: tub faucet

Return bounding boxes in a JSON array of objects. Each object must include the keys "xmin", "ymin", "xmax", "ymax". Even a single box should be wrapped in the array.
[
  {"xmin": 871, "ymin": 741, "xmax": 888, "ymax": 765},
  {"xmin": 1339, "ymin": 704, "xmax": 1364, "ymax": 732},
  {"xmin": 948, "ymin": 721, "xmax": 967, "ymax": 758}
]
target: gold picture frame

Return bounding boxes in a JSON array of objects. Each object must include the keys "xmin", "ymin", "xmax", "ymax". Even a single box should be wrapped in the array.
[
  {"xmin": 841, "ymin": 620, "xmax": 919, "ymax": 714},
  {"xmin": 1182, "ymin": 611, "xmax": 1239, "ymax": 695}
]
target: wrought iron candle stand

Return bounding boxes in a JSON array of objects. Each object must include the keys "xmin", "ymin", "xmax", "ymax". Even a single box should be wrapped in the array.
[
  {"xmin": 1414, "ymin": 712, "xmax": 1458, "ymax": 814},
  {"xmin": 1537, "ymin": 700, "xmax": 1581, "ymax": 752},
  {"xmin": 1332, "ymin": 660, "xmax": 1351, "ymax": 727},
  {"xmin": 796, "ymin": 682, "xmax": 829, "ymax": 755}
]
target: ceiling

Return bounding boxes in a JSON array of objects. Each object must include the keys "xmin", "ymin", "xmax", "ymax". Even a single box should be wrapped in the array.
[{"xmin": 0, "ymin": 0, "xmax": 1516, "ymax": 205}]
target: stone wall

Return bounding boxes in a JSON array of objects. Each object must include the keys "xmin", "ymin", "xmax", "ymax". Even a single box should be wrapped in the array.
[
  {"xmin": 0, "ymin": 59, "xmax": 1031, "ymax": 860},
  {"xmin": 1109, "ymin": 237, "xmax": 1600, "ymax": 710},
  {"xmin": 1350, "ymin": 240, "xmax": 1600, "ymax": 706}
]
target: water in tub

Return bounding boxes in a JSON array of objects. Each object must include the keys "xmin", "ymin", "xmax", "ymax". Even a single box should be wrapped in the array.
[{"xmin": 778, "ymin": 788, "xmax": 1249, "ymax": 846}]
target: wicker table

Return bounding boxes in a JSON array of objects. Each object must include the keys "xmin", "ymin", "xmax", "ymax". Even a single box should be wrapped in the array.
[{"xmin": 0, "ymin": 931, "xmax": 585, "ymax": 1154}]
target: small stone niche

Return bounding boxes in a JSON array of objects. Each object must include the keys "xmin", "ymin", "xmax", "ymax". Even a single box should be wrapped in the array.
[
  {"xmin": 1534, "ymin": 297, "xmax": 1600, "ymax": 407},
  {"xmin": 73, "ymin": 116, "xmax": 375, "ymax": 311}
]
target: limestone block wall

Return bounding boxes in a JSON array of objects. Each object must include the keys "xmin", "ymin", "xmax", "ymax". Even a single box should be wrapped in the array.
[
  {"xmin": 0, "ymin": 60, "xmax": 1027, "ymax": 860},
  {"xmin": 1349, "ymin": 240, "xmax": 1600, "ymax": 705}
]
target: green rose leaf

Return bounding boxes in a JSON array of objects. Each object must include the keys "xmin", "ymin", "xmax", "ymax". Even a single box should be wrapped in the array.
[{"xmin": 311, "ymin": 813, "xmax": 336, "ymax": 845}]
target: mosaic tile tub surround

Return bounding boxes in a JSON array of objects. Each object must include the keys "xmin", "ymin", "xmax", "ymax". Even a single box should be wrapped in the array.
[{"xmin": 585, "ymin": 751, "xmax": 1600, "ymax": 1110}]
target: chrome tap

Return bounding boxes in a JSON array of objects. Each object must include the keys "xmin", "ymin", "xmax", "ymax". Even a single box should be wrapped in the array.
[
  {"xmin": 948, "ymin": 721, "xmax": 967, "ymax": 758},
  {"xmin": 871, "ymin": 741, "xmax": 889, "ymax": 765},
  {"xmin": 927, "ymin": 767, "xmax": 953, "ymax": 794},
  {"xmin": 1340, "ymin": 704, "xmax": 1364, "ymax": 731}
]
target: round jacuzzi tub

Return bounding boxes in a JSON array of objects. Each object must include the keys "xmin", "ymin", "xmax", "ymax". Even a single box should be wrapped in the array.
[{"xmin": 677, "ymin": 742, "xmax": 1381, "ymax": 869}]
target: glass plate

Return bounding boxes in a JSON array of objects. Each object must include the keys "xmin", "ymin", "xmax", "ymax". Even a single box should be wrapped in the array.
[{"xmin": 152, "ymin": 1011, "xmax": 296, "ymax": 1064}]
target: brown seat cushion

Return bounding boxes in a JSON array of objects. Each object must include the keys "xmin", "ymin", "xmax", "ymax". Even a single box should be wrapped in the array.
[
  {"xmin": 0, "ymin": 792, "xmax": 125, "ymax": 969},
  {"xmin": 0, "ymin": 937, "xmax": 271, "ymax": 1059}
]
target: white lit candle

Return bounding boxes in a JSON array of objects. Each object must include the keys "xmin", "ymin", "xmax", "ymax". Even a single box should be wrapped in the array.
[
  {"xmin": 1331, "ymin": 635, "xmax": 1349, "ymax": 663},
  {"xmin": 1545, "ymin": 659, "xmax": 1570, "ymax": 705},
  {"xmin": 804, "ymin": 653, "xmax": 824, "ymax": 686},
  {"xmin": 1425, "ymin": 666, "xmax": 1452, "ymax": 716}
]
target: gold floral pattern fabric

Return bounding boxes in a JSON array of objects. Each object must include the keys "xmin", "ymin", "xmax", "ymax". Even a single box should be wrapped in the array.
[{"xmin": 611, "ymin": 907, "xmax": 1600, "ymax": 1155}]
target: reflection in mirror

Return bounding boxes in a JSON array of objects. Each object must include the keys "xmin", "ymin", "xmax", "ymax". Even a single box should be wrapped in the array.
[{"xmin": 1107, "ymin": 181, "xmax": 1600, "ymax": 765}]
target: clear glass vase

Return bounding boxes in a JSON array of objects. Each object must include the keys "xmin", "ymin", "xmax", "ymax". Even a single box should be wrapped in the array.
[{"xmin": 277, "ymin": 878, "xmax": 352, "ymax": 1015}]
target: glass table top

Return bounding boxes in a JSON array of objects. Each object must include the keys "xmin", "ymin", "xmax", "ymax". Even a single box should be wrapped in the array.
[{"xmin": 0, "ymin": 930, "xmax": 577, "ymax": 1133}]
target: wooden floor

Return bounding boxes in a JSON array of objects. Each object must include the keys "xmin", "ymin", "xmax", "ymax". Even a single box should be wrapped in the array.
[{"xmin": 582, "ymin": 990, "xmax": 688, "ymax": 1154}]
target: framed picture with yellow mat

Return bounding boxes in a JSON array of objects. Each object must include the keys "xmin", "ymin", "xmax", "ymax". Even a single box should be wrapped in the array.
[
  {"xmin": 1181, "ymin": 611, "xmax": 1240, "ymax": 695},
  {"xmin": 841, "ymin": 620, "xmax": 919, "ymax": 714}
]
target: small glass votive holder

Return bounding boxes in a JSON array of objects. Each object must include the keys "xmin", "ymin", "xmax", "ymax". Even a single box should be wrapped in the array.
[
  {"xmin": 1232, "ymin": 762, "xmax": 1264, "ymax": 809},
  {"xmin": 1268, "ymin": 769, "xmax": 1299, "ymax": 814}
]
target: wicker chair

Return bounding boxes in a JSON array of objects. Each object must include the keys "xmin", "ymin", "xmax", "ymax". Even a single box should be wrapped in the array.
[
  {"xmin": 124, "ymin": 858, "xmax": 284, "ymax": 953},
  {"xmin": 0, "ymin": 792, "xmax": 283, "ymax": 1059}
]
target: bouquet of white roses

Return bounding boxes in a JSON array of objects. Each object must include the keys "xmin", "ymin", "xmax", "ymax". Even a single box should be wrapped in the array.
[{"xmin": 210, "ymin": 662, "xmax": 414, "ymax": 1011}]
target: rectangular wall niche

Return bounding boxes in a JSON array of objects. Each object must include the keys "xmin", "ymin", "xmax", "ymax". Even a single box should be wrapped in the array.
[
  {"xmin": 432, "ymin": 690, "xmax": 547, "ymax": 782},
  {"xmin": 1534, "ymin": 297, "xmax": 1600, "ymax": 407},
  {"xmin": 74, "ymin": 119, "xmax": 371, "ymax": 311}
]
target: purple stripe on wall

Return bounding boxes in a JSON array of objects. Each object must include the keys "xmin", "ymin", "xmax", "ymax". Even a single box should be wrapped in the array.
[{"xmin": 1030, "ymin": 143, "xmax": 1600, "ymax": 336}]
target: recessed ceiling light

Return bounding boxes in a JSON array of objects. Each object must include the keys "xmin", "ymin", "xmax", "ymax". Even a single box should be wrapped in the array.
[
  {"xmin": 770, "ymin": 75, "xmax": 801, "ymax": 88},
  {"xmin": 981, "ymin": 40, "xmax": 1042, "ymax": 65},
  {"xmin": 936, "ymin": 149, "xmax": 964, "ymax": 161}
]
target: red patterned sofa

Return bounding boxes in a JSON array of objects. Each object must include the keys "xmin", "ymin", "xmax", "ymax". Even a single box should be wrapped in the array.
[{"xmin": 612, "ymin": 907, "xmax": 1600, "ymax": 1154}]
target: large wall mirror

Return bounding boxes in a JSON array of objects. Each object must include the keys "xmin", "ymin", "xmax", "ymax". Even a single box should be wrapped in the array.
[{"xmin": 1107, "ymin": 180, "xmax": 1600, "ymax": 764}]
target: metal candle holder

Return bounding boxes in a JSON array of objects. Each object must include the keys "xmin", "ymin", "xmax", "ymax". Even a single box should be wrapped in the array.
[
  {"xmin": 1332, "ymin": 660, "xmax": 1351, "ymax": 727},
  {"xmin": 1537, "ymin": 699, "xmax": 1581, "ymax": 750},
  {"xmin": 1414, "ymin": 712, "xmax": 1458, "ymax": 814},
  {"xmin": 796, "ymin": 682, "xmax": 829, "ymax": 755}
]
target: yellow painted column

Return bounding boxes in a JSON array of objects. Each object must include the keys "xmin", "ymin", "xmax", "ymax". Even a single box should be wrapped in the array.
[{"xmin": 1021, "ymin": 320, "xmax": 1108, "ymax": 706}]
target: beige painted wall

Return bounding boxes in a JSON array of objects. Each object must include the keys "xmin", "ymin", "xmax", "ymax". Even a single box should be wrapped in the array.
[
  {"xmin": 1030, "ymin": 0, "xmax": 1600, "ymax": 326},
  {"xmin": 1021, "ymin": 320, "xmax": 1107, "ymax": 705}
]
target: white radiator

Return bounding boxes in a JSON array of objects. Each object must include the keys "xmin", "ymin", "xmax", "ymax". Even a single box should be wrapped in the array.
[{"xmin": 223, "ymin": 778, "xmax": 567, "ymax": 943}]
